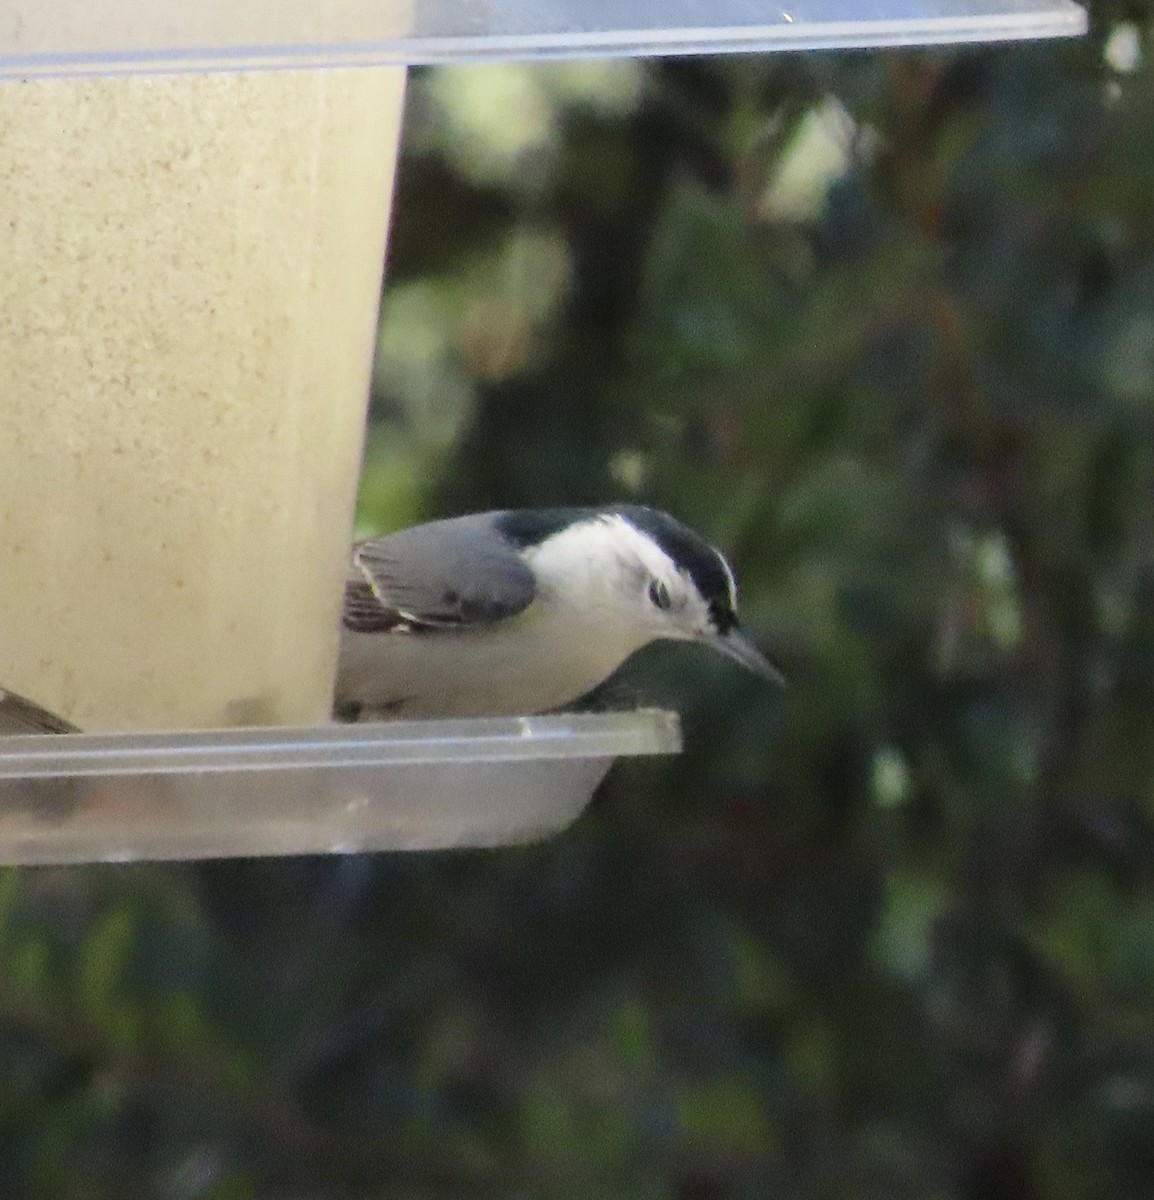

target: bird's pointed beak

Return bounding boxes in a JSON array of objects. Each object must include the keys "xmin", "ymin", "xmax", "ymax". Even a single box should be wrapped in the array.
[{"xmin": 708, "ymin": 626, "xmax": 787, "ymax": 686}]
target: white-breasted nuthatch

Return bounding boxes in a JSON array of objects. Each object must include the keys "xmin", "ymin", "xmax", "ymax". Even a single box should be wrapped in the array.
[{"xmin": 335, "ymin": 505, "xmax": 782, "ymax": 721}]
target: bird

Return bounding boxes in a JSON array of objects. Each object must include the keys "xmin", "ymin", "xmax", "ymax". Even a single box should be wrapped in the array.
[
  {"xmin": 0, "ymin": 687, "xmax": 77, "ymax": 736},
  {"xmin": 334, "ymin": 505, "xmax": 783, "ymax": 721}
]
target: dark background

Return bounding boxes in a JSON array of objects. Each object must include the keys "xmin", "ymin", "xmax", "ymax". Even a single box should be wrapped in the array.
[{"xmin": 7, "ymin": 6, "xmax": 1154, "ymax": 1196}]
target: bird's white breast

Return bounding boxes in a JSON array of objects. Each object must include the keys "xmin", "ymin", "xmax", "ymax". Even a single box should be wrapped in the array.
[{"xmin": 335, "ymin": 603, "xmax": 644, "ymax": 719}]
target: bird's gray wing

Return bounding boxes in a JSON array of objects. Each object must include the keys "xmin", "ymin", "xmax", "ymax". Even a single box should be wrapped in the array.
[
  {"xmin": 344, "ymin": 514, "xmax": 537, "ymax": 634},
  {"xmin": 0, "ymin": 688, "xmax": 78, "ymax": 735}
]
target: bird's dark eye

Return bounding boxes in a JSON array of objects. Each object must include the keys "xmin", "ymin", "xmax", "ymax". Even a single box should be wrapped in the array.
[{"xmin": 648, "ymin": 579, "xmax": 672, "ymax": 610}]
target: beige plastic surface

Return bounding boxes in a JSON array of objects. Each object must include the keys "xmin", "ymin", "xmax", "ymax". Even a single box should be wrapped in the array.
[{"xmin": 0, "ymin": 68, "xmax": 405, "ymax": 732}]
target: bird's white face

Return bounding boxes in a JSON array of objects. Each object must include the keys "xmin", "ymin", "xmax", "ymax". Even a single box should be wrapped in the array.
[{"xmin": 522, "ymin": 514, "xmax": 734, "ymax": 650}]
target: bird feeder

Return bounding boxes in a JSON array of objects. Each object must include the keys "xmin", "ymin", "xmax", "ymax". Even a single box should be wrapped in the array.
[{"xmin": 0, "ymin": 0, "xmax": 1086, "ymax": 863}]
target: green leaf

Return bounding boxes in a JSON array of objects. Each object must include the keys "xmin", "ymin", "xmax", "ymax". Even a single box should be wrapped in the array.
[
  {"xmin": 205, "ymin": 1172, "xmax": 257, "ymax": 1200},
  {"xmin": 79, "ymin": 905, "xmax": 136, "ymax": 1040},
  {"xmin": 0, "ymin": 868, "xmax": 22, "ymax": 949},
  {"xmin": 872, "ymin": 872, "xmax": 949, "ymax": 982},
  {"xmin": 676, "ymin": 1077, "xmax": 776, "ymax": 1154},
  {"xmin": 521, "ymin": 1082, "xmax": 581, "ymax": 1158},
  {"xmin": 10, "ymin": 936, "xmax": 50, "ymax": 999},
  {"xmin": 608, "ymin": 995, "xmax": 651, "ymax": 1069}
]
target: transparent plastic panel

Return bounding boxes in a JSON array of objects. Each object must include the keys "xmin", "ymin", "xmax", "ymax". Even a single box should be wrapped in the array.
[
  {"xmin": 0, "ymin": 711, "xmax": 681, "ymax": 863},
  {"xmin": 0, "ymin": 1, "xmax": 1088, "ymax": 76},
  {"xmin": 0, "ymin": 0, "xmax": 1081, "ymax": 861}
]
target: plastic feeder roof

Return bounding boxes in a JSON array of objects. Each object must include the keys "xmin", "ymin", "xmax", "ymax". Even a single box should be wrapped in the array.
[{"xmin": 0, "ymin": 1, "xmax": 1087, "ymax": 76}]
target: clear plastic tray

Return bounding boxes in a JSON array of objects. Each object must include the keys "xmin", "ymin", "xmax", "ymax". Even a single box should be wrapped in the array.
[
  {"xmin": 0, "ymin": 710, "xmax": 681, "ymax": 863},
  {"xmin": 0, "ymin": 1, "xmax": 1087, "ymax": 77}
]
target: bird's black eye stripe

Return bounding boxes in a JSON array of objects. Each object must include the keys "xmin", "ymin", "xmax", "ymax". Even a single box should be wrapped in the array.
[
  {"xmin": 648, "ymin": 579, "xmax": 672, "ymax": 610},
  {"xmin": 709, "ymin": 601, "xmax": 737, "ymax": 634}
]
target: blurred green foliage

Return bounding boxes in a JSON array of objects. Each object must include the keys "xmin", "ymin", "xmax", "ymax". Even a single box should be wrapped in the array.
[{"xmin": 7, "ymin": 6, "xmax": 1154, "ymax": 1196}]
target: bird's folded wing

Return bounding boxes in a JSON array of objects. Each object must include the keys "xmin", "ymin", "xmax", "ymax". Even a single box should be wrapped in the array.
[{"xmin": 344, "ymin": 515, "xmax": 537, "ymax": 633}]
